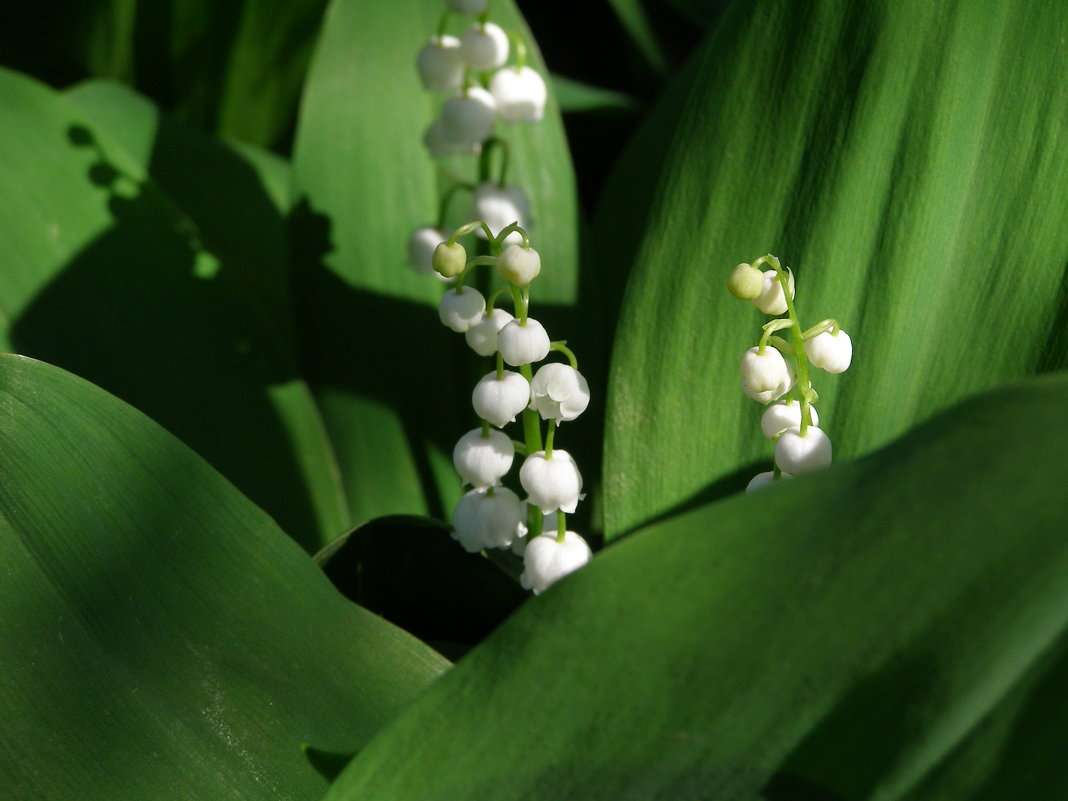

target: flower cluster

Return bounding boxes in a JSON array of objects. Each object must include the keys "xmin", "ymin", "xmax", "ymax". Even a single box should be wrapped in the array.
[
  {"xmin": 435, "ymin": 223, "xmax": 592, "ymax": 594},
  {"xmin": 728, "ymin": 256, "xmax": 853, "ymax": 490},
  {"xmin": 409, "ymin": 0, "xmax": 547, "ymax": 275}
]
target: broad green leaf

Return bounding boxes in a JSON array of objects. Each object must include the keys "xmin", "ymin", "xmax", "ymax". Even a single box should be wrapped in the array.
[
  {"xmin": 321, "ymin": 372, "xmax": 1068, "ymax": 800},
  {"xmin": 290, "ymin": 0, "xmax": 580, "ymax": 525},
  {"xmin": 0, "ymin": 354, "xmax": 448, "ymax": 800},
  {"xmin": 602, "ymin": 0, "xmax": 1068, "ymax": 539},
  {"xmin": 0, "ymin": 68, "xmax": 345, "ymax": 550},
  {"xmin": 316, "ymin": 515, "xmax": 526, "ymax": 659}
]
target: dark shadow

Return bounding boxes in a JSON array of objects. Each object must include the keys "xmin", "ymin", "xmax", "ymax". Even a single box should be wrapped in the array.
[
  {"xmin": 764, "ymin": 652, "xmax": 945, "ymax": 801},
  {"xmin": 316, "ymin": 515, "xmax": 527, "ymax": 660},
  {"xmin": 11, "ymin": 123, "xmax": 324, "ymax": 550}
]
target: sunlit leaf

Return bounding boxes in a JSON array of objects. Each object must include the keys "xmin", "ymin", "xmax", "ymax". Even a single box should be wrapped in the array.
[
  {"xmin": 0, "ymin": 354, "xmax": 448, "ymax": 799},
  {"xmin": 602, "ymin": 0, "xmax": 1068, "ymax": 538},
  {"xmin": 321, "ymin": 371, "xmax": 1068, "ymax": 800}
]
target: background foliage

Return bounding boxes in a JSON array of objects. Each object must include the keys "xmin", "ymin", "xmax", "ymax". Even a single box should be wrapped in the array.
[{"xmin": 0, "ymin": 0, "xmax": 1065, "ymax": 798}]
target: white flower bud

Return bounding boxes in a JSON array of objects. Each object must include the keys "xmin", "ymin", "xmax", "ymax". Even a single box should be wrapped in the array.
[
  {"xmin": 727, "ymin": 262, "xmax": 764, "ymax": 300},
  {"xmin": 441, "ymin": 87, "xmax": 496, "ymax": 146},
  {"xmin": 416, "ymin": 36, "xmax": 464, "ymax": 92},
  {"xmin": 745, "ymin": 471, "xmax": 794, "ymax": 493},
  {"xmin": 408, "ymin": 226, "xmax": 449, "ymax": 276},
  {"xmin": 473, "ymin": 183, "xmax": 530, "ymax": 245},
  {"xmin": 775, "ymin": 426, "xmax": 832, "ymax": 474},
  {"xmin": 472, "ymin": 370, "xmax": 531, "ymax": 427},
  {"xmin": 740, "ymin": 346, "xmax": 794, "ymax": 403},
  {"xmin": 753, "ymin": 269, "xmax": 795, "ymax": 315},
  {"xmin": 444, "ymin": 0, "xmax": 487, "ymax": 15},
  {"xmin": 520, "ymin": 531, "xmax": 592, "ymax": 594},
  {"xmin": 459, "ymin": 22, "xmax": 509, "ymax": 70},
  {"xmin": 760, "ymin": 401, "xmax": 818, "ymax": 439},
  {"xmin": 805, "ymin": 329, "xmax": 853, "ymax": 373},
  {"xmin": 520, "ymin": 449, "xmax": 583, "ymax": 514},
  {"xmin": 464, "ymin": 308, "xmax": 514, "ymax": 355},
  {"xmin": 451, "ymin": 486, "xmax": 521, "ymax": 552},
  {"xmin": 432, "ymin": 240, "xmax": 467, "ymax": 278},
  {"xmin": 453, "ymin": 428, "xmax": 514, "ymax": 488},
  {"xmin": 489, "ymin": 66, "xmax": 547, "ymax": 124},
  {"xmin": 497, "ymin": 244, "xmax": 541, "ymax": 285},
  {"xmin": 497, "ymin": 317, "xmax": 550, "ymax": 366},
  {"xmin": 423, "ymin": 118, "xmax": 481, "ymax": 158},
  {"xmin": 438, "ymin": 287, "xmax": 486, "ymax": 332},
  {"xmin": 529, "ymin": 363, "xmax": 590, "ymax": 422}
]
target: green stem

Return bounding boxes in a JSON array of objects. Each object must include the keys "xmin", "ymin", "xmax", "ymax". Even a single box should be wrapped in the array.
[
  {"xmin": 519, "ymin": 363, "xmax": 542, "ymax": 452},
  {"xmin": 767, "ymin": 255, "xmax": 814, "ymax": 434},
  {"xmin": 435, "ymin": 11, "xmax": 450, "ymax": 37},
  {"xmin": 509, "ymin": 284, "xmax": 528, "ymax": 323},
  {"xmin": 508, "ymin": 31, "xmax": 528, "ymax": 71},
  {"xmin": 556, "ymin": 510, "xmax": 566, "ymax": 542},
  {"xmin": 549, "ymin": 341, "xmax": 579, "ymax": 370},
  {"xmin": 496, "ymin": 222, "xmax": 529, "ymax": 249},
  {"xmin": 496, "ymin": 351, "xmax": 504, "ymax": 380},
  {"xmin": 543, "ymin": 420, "xmax": 556, "ymax": 458}
]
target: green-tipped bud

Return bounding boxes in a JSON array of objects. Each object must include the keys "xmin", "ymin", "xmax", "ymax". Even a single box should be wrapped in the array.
[
  {"xmin": 433, "ymin": 241, "xmax": 467, "ymax": 278},
  {"xmin": 728, "ymin": 262, "xmax": 764, "ymax": 299}
]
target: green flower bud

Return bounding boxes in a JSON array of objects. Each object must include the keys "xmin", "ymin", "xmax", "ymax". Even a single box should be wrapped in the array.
[
  {"xmin": 727, "ymin": 262, "xmax": 764, "ymax": 300},
  {"xmin": 433, "ymin": 241, "xmax": 467, "ymax": 278}
]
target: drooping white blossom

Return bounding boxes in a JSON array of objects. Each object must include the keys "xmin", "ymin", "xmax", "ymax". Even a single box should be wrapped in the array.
[
  {"xmin": 775, "ymin": 426, "xmax": 832, "ymax": 474},
  {"xmin": 760, "ymin": 401, "xmax": 819, "ymax": 440},
  {"xmin": 408, "ymin": 226, "xmax": 449, "ymax": 276},
  {"xmin": 496, "ymin": 243, "xmax": 541, "ymax": 285},
  {"xmin": 519, "ymin": 449, "xmax": 583, "ymax": 513},
  {"xmin": 472, "ymin": 370, "xmax": 531, "ymax": 427},
  {"xmin": 464, "ymin": 308, "xmax": 514, "ymax": 355},
  {"xmin": 745, "ymin": 471, "xmax": 794, "ymax": 493},
  {"xmin": 438, "ymin": 286, "xmax": 486, "ymax": 332},
  {"xmin": 520, "ymin": 530, "xmax": 592, "ymax": 594},
  {"xmin": 529, "ymin": 363, "xmax": 590, "ymax": 422},
  {"xmin": 459, "ymin": 22, "xmax": 509, "ymax": 70},
  {"xmin": 452, "ymin": 428, "xmax": 514, "ymax": 488},
  {"xmin": 451, "ymin": 486, "xmax": 522, "ymax": 552},
  {"xmin": 473, "ymin": 183, "xmax": 531, "ymax": 245},
  {"xmin": 441, "ymin": 87, "xmax": 497, "ymax": 147},
  {"xmin": 489, "ymin": 66, "xmax": 547, "ymax": 124},
  {"xmin": 753, "ymin": 269, "xmax": 795, "ymax": 315},
  {"xmin": 416, "ymin": 35, "xmax": 464, "ymax": 92},
  {"xmin": 423, "ymin": 118, "xmax": 481, "ymax": 158},
  {"xmin": 805, "ymin": 329, "xmax": 853, "ymax": 373},
  {"xmin": 740, "ymin": 346, "xmax": 795, "ymax": 403},
  {"xmin": 497, "ymin": 317, "xmax": 550, "ymax": 366}
]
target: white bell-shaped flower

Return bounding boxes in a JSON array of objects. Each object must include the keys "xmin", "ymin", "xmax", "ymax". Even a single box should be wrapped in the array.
[
  {"xmin": 452, "ymin": 428, "xmax": 514, "ymax": 488},
  {"xmin": 472, "ymin": 370, "xmax": 531, "ymax": 428},
  {"xmin": 740, "ymin": 346, "xmax": 795, "ymax": 403},
  {"xmin": 451, "ymin": 486, "xmax": 521, "ymax": 552},
  {"xmin": 445, "ymin": 0, "xmax": 487, "ymax": 14},
  {"xmin": 520, "ymin": 531, "xmax": 592, "ymax": 595},
  {"xmin": 496, "ymin": 243, "xmax": 541, "ymax": 285},
  {"xmin": 497, "ymin": 317, "xmax": 550, "ymax": 366},
  {"xmin": 459, "ymin": 22, "xmax": 509, "ymax": 70},
  {"xmin": 423, "ymin": 118, "xmax": 481, "ymax": 158},
  {"xmin": 464, "ymin": 308, "xmax": 514, "ymax": 355},
  {"xmin": 441, "ymin": 87, "xmax": 497, "ymax": 146},
  {"xmin": 438, "ymin": 286, "xmax": 486, "ymax": 332},
  {"xmin": 752, "ymin": 269, "xmax": 795, "ymax": 315},
  {"xmin": 805, "ymin": 329, "xmax": 853, "ymax": 373},
  {"xmin": 489, "ymin": 66, "xmax": 548, "ymax": 123},
  {"xmin": 529, "ymin": 363, "xmax": 590, "ymax": 422},
  {"xmin": 520, "ymin": 449, "xmax": 583, "ymax": 513},
  {"xmin": 760, "ymin": 400, "xmax": 818, "ymax": 439},
  {"xmin": 775, "ymin": 426, "xmax": 832, "ymax": 474},
  {"xmin": 745, "ymin": 471, "xmax": 794, "ymax": 493},
  {"xmin": 416, "ymin": 35, "xmax": 464, "ymax": 92},
  {"xmin": 407, "ymin": 226, "xmax": 450, "ymax": 277},
  {"xmin": 473, "ymin": 183, "xmax": 531, "ymax": 245}
]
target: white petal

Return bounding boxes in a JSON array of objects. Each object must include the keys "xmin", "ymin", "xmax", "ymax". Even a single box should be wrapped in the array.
[{"xmin": 520, "ymin": 531, "xmax": 592, "ymax": 594}]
